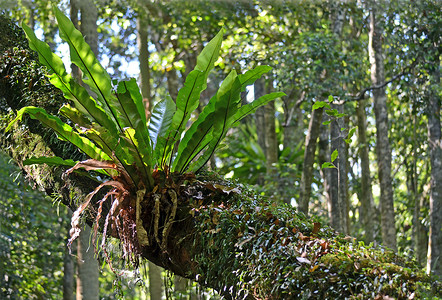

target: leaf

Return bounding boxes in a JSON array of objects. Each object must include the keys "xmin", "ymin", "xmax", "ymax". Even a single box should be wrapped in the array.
[
  {"xmin": 237, "ymin": 65, "xmax": 272, "ymax": 91},
  {"xmin": 23, "ymin": 156, "xmax": 78, "ymax": 167},
  {"xmin": 313, "ymin": 101, "xmax": 331, "ymax": 110},
  {"xmin": 122, "ymin": 127, "xmax": 153, "ymax": 187},
  {"xmin": 54, "ymin": 7, "xmax": 120, "ymax": 129},
  {"xmin": 22, "ymin": 22, "xmax": 119, "ymax": 135},
  {"xmin": 322, "ymin": 120, "xmax": 331, "ymax": 125},
  {"xmin": 325, "ymin": 109, "xmax": 339, "ymax": 116},
  {"xmin": 345, "ymin": 127, "xmax": 357, "ymax": 144},
  {"xmin": 149, "ymin": 96, "xmax": 176, "ymax": 152},
  {"xmin": 184, "ymin": 70, "xmax": 241, "ymax": 173},
  {"xmin": 232, "ymin": 92, "xmax": 285, "ymax": 125},
  {"xmin": 6, "ymin": 106, "xmax": 110, "ymax": 162},
  {"xmin": 115, "ymin": 80, "xmax": 154, "ymax": 181},
  {"xmin": 321, "ymin": 162, "xmax": 336, "ymax": 169},
  {"xmin": 160, "ymin": 29, "xmax": 224, "ymax": 166},
  {"xmin": 65, "ymin": 159, "xmax": 117, "ymax": 175},
  {"xmin": 331, "ymin": 149, "xmax": 339, "ymax": 162}
]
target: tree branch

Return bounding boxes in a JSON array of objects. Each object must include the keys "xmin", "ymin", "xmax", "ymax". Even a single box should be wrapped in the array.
[{"xmin": 349, "ymin": 60, "xmax": 418, "ymax": 101}]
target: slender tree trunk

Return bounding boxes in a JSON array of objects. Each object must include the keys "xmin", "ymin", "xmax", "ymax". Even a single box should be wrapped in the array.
[
  {"xmin": 255, "ymin": 77, "xmax": 267, "ymax": 186},
  {"xmin": 426, "ymin": 55, "xmax": 441, "ymax": 278},
  {"xmin": 137, "ymin": 16, "xmax": 152, "ymax": 115},
  {"xmin": 326, "ymin": 3, "xmax": 347, "ymax": 233},
  {"xmin": 299, "ymin": 107, "xmax": 324, "ymax": 215},
  {"xmin": 76, "ymin": 225, "xmax": 99, "ymax": 300},
  {"xmin": 368, "ymin": 0, "xmax": 397, "ymax": 251},
  {"xmin": 75, "ymin": 2, "xmax": 100, "ymax": 299},
  {"xmin": 64, "ymin": 209, "xmax": 75, "ymax": 300},
  {"xmin": 148, "ymin": 263, "xmax": 163, "ymax": 299},
  {"xmin": 255, "ymin": 76, "xmax": 278, "ymax": 190},
  {"xmin": 356, "ymin": 100, "xmax": 375, "ymax": 243},
  {"xmin": 318, "ymin": 116, "xmax": 331, "ymax": 214},
  {"xmin": 282, "ymin": 91, "xmax": 304, "ymax": 153},
  {"xmin": 330, "ymin": 105, "xmax": 343, "ymax": 232},
  {"xmin": 264, "ymin": 91, "xmax": 278, "ymax": 178}
]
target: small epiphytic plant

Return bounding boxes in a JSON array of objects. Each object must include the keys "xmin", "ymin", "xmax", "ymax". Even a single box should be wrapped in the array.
[{"xmin": 7, "ymin": 7, "xmax": 285, "ymax": 265}]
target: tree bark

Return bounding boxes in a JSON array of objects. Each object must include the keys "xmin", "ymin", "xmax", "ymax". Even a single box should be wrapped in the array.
[
  {"xmin": 329, "ymin": 2, "xmax": 348, "ymax": 234},
  {"xmin": 0, "ymin": 14, "xmax": 439, "ymax": 299},
  {"xmin": 76, "ymin": 225, "xmax": 99, "ymax": 300},
  {"xmin": 137, "ymin": 16, "xmax": 152, "ymax": 115},
  {"xmin": 63, "ymin": 210, "xmax": 75, "ymax": 300},
  {"xmin": 356, "ymin": 100, "xmax": 375, "ymax": 243},
  {"xmin": 368, "ymin": 0, "xmax": 397, "ymax": 251},
  {"xmin": 75, "ymin": 2, "xmax": 100, "ymax": 299},
  {"xmin": 426, "ymin": 55, "xmax": 441, "ymax": 278},
  {"xmin": 318, "ymin": 115, "xmax": 331, "ymax": 212},
  {"xmin": 298, "ymin": 107, "xmax": 323, "ymax": 215}
]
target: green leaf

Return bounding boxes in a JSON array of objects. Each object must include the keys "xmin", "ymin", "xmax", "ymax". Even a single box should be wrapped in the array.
[
  {"xmin": 22, "ymin": 22, "xmax": 119, "ymax": 135},
  {"xmin": 160, "ymin": 28, "xmax": 224, "ymax": 167},
  {"xmin": 115, "ymin": 79, "xmax": 153, "ymax": 159},
  {"xmin": 322, "ymin": 120, "xmax": 331, "ymax": 125},
  {"xmin": 23, "ymin": 156, "xmax": 78, "ymax": 167},
  {"xmin": 313, "ymin": 101, "xmax": 331, "ymax": 110},
  {"xmin": 7, "ymin": 107, "xmax": 110, "ymax": 162},
  {"xmin": 122, "ymin": 127, "xmax": 153, "ymax": 187},
  {"xmin": 53, "ymin": 7, "xmax": 120, "ymax": 130},
  {"xmin": 232, "ymin": 92, "xmax": 286, "ymax": 125},
  {"xmin": 237, "ymin": 66, "xmax": 272, "ymax": 91},
  {"xmin": 60, "ymin": 104, "xmax": 92, "ymax": 128},
  {"xmin": 149, "ymin": 96, "xmax": 176, "ymax": 153},
  {"xmin": 344, "ymin": 127, "xmax": 357, "ymax": 144},
  {"xmin": 325, "ymin": 109, "xmax": 339, "ymax": 117},
  {"xmin": 186, "ymin": 70, "xmax": 242, "ymax": 173},
  {"xmin": 331, "ymin": 149, "xmax": 339, "ymax": 162},
  {"xmin": 322, "ymin": 162, "xmax": 336, "ymax": 169}
]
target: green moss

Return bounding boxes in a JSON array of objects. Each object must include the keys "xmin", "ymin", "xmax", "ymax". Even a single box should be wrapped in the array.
[{"xmin": 193, "ymin": 190, "xmax": 440, "ymax": 299}]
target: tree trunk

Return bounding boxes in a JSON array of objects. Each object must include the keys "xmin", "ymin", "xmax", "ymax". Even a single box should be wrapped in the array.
[
  {"xmin": 75, "ymin": 2, "xmax": 100, "ymax": 299},
  {"xmin": 298, "ymin": 107, "xmax": 323, "ymax": 215},
  {"xmin": 426, "ymin": 55, "xmax": 441, "ymax": 278},
  {"xmin": 148, "ymin": 263, "xmax": 163, "ymax": 299},
  {"xmin": 356, "ymin": 100, "xmax": 375, "ymax": 243},
  {"xmin": 255, "ymin": 77, "xmax": 268, "ymax": 186},
  {"xmin": 260, "ymin": 76, "xmax": 278, "ymax": 181},
  {"xmin": 0, "ymin": 14, "xmax": 439, "ymax": 300},
  {"xmin": 76, "ymin": 225, "xmax": 99, "ymax": 300},
  {"xmin": 368, "ymin": 0, "xmax": 397, "ymax": 251},
  {"xmin": 318, "ymin": 116, "xmax": 331, "ymax": 216},
  {"xmin": 137, "ymin": 16, "xmax": 152, "ymax": 115},
  {"xmin": 329, "ymin": 106, "xmax": 344, "ymax": 233},
  {"xmin": 63, "ymin": 210, "xmax": 75, "ymax": 300},
  {"xmin": 326, "ymin": 2, "xmax": 348, "ymax": 233}
]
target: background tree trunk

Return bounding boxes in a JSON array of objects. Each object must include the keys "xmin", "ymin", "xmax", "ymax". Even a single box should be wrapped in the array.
[
  {"xmin": 137, "ymin": 16, "xmax": 152, "ymax": 115},
  {"xmin": 356, "ymin": 100, "xmax": 375, "ymax": 243},
  {"xmin": 368, "ymin": 0, "xmax": 397, "ymax": 251},
  {"xmin": 426, "ymin": 55, "xmax": 441, "ymax": 278},
  {"xmin": 298, "ymin": 107, "xmax": 323, "ymax": 215},
  {"xmin": 75, "ymin": 2, "xmax": 100, "ymax": 298},
  {"xmin": 76, "ymin": 225, "xmax": 99, "ymax": 300},
  {"xmin": 63, "ymin": 210, "xmax": 75, "ymax": 300}
]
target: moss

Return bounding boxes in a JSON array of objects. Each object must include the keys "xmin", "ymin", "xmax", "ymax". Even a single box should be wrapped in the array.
[{"xmin": 193, "ymin": 190, "xmax": 440, "ymax": 299}]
